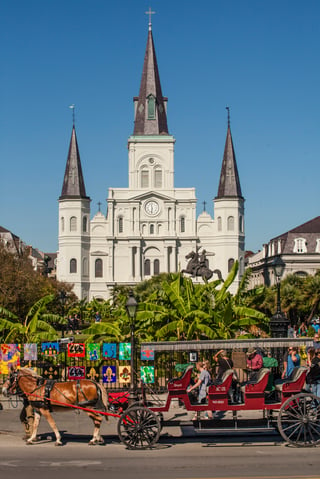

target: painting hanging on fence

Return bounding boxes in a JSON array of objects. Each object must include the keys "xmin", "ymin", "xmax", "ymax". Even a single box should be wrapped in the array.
[
  {"xmin": 24, "ymin": 343, "xmax": 38, "ymax": 361},
  {"xmin": 41, "ymin": 342, "xmax": 59, "ymax": 356},
  {"xmin": 102, "ymin": 343, "xmax": 116, "ymax": 359},
  {"xmin": 140, "ymin": 366, "xmax": 155, "ymax": 383},
  {"xmin": 0, "ymin": 344, "xmax": 20, "ymax": 374},
  {"xmin": 86, "ymin": 343, "xmax": 100, "ymax": 361},
  {"xmin": 86, "ymin": 366, "xmax": 100, "ymax": 381},
  {"xmin": 119, "ymin": 343, "xmax": 131, "ymax": 360},
  {"xmin": 68, "ymin": 366, "xmax": 86, "ymax": 380},
  {"xmin": 141, "ymin": 347, "xmax": 154, "ymax": 361},
  {"xmin": 102, "ymin": 365, "xmax": 116, "ymax": 383},
  {"xmin": 119, "ymin": 365, "xmax": 131, "ymax": 384},
  {"xmin": 43, "ymin": 365, "xmax": 60, "ymax": 380},
  {"xmin": 68, "ymin": 343, "xmax": 85, "ymax": 358}
]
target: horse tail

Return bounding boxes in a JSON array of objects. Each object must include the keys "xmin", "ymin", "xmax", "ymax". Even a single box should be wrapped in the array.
[{"xmin": 96, "ymin": 382, "xmax": 109, "ymax": 420}]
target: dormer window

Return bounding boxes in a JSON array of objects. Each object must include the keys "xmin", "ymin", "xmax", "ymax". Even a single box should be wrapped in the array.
[
  {"xmin": 293, "ymin": 238, "xmax": 307, "ymax": 253},
  {"xmin": 147, "ymin": 94, "xmax": 156, "ymax": 119},
  {"xmin": 316, "ymin": 239, "xmax": 320, "ymax": 253}
]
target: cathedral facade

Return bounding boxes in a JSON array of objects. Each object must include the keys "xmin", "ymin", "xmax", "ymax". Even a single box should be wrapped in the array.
[{"xmin": 57, "ymin": 25, "xmax": 245, "ymax": 300}]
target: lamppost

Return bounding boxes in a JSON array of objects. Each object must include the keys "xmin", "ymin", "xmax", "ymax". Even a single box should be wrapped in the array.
[
  {"xmin": 269, "ymin": 256, "xmax": 289, "ymax": 338},
  {"xmin": 126, "ymin": 290, "xmax": 138, "ymax": 396},
  {"xmin": 59, "ymin": 290, "xmax": 67, "ymax": 338}
]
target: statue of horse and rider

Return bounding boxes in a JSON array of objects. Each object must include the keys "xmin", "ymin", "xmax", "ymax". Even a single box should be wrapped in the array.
[{"xmin": 182, "ymin": 248, "xmax": 223, "ymax": 282}]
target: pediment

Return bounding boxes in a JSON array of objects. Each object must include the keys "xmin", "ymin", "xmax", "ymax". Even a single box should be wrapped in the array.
[{"xmin": 130, "ymin": 191, "xmax": 173, "ymax": 202}]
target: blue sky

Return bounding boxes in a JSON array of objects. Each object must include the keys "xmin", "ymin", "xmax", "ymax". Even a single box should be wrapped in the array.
[{"xmin": 1, "ymin": 0, "xmax": 319, "ymax": 253}]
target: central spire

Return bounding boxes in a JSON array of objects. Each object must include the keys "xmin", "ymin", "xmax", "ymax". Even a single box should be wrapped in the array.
[{"xmin": 133, "ymin": 23, "xmax": 169, "ymax": 136}]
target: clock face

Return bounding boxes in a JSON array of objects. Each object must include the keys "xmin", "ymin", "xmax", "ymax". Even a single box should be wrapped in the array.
[{"xmin": 145, "ymin": 200, "xmax": 159, "ymax": 216}]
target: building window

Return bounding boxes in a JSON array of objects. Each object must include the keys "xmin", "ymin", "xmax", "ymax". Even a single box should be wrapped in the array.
[
  {"xmin": 83, "ymin": 257, "xmax": 88, "ymax": 276},
  {"xmin": 95, "ymin": 258, "xmax": 103, "ymax": 278},
  {"xmin": 154, "ymin": 259, "xmax": 160, "ymax": 275},
  {"xmin": 228, "ymin": 258, "xmax": 234, "ymax": 272},
  {"xmin": 61, "ymin": 217, "xmax": 65, "ymax": 232},
  {"xmin": 83, "ymin": 216, "xmax": 87, "ymax": 232},
  {"xmin": 118, "ymin": 216, "xmax": 123, "ymax": 233},
  {"xmin": 148, "ymin": 95, "xmax": 156, "ymax": 119},
  {"xmin": 154, "ymin": 168, "xmax": 162, "ymax": 188},
  {"xmin": 227, "ymin": 216, "xmax": 234, "ymax": 231},
  {"xmin": 217, "ymin": 216, "xmax": 222, "ymax": 231},
  {"xmin": 144, "ymin": 259, "xmax": 151, "ymax": 276},
  {"xmin": 150, "ymin": 224, "xmax": 154, "ymax": 234},
  {"xmin": 70, "ymin": 258, "xmax": 77, "ymax": 273},
  {"xmin": 316, "ymin": 239, "xmax": 320, "ymax": 253},
  {"xmin": 141, "ymin": 169, "xmax": 149, "ymax": 188},
  {"xmin": 293, "ymin": 238, "xmax": 307, "ymax": 253},
  {"xmin": 180, "ymin": 216, "xmax": 185, "ymax": 233},
  {"xmin": 70, "ymin": 216, "xmax": 77, "ymax": 232}
]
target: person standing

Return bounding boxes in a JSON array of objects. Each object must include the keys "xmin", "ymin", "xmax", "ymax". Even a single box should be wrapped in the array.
[
  {"xmin": 306, "ymin": 348, "xmax": 320, "ymax": 398},
  {"xmin": 187, "ymin": 362, "xmax": 213, "ymax": 420},
  {"xmin": 282, "ymin": 347, "xmax": 300, "ymax": 379},
  {"xmin": 94, "ymin": 311, "xmax": 101, "ymax": 323}
]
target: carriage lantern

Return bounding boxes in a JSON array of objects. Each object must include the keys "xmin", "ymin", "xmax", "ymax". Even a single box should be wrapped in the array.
[{"xmin": 126, "ymin": 291, "xmax": 138, "ymax": 394}]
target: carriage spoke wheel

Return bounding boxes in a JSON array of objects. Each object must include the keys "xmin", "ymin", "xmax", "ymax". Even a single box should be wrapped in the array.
[
  {"xmin": 277, "ymin": 393, "xmax": 320, "ymax": 447},
  {"xmin": 117, "ymin": 405, "xmax": 161, "ymax": 450}
]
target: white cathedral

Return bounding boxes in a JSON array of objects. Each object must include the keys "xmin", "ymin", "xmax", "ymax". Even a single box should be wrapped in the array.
[{"xmin": 57, "ymin": 23, "xmax": 245, "ymax": 300}]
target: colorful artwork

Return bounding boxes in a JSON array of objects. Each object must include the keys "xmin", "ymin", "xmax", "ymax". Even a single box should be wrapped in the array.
[
  {"xmin": 102, "ymin": 365, "xmax": 116, "ymax": 383},
  {"xmin": 24, "ymin": 343, "xmax": 38, "ymax": 361},
  {"xmin": 119, "ymin": 365, "xmax": 131, "ymax": 384},
  {"xmin": 140, "ymin": 366, "xmax": 154, "ymax": 384},
  {"xmin": 68, "ymin": 343, "xmax": 85, "ymax": 358},
  {"xmin": 102, "ymin": 343, "xmax": 116, "ymax": 359},
  {"xmin": 68, "ymin": 366, "xmax": 86, "ymax": 380},
  {"xmin": 0, "ymin": 344, "xmax": 20, "ymax": 374},
  {"xmin": 43, "ymin": 365, "xmax": 60, "ymax": 380},
  {"xmin": 41, "ymin": 342, "xmax": 59, "ymax": 356},
  {"xmin": 119, "ymin": 342, "xmax": 131, "ymax": 360},
  {"xmin": 86, "ymin": 343, "xmax": 100, "ymax": 361},
  {"xmin": 86, "ymin": 366, "xmax": 100, "ymax": 381},
  {"xmin": 141, "ymin": 347, "xmax": 154, "ymax": 361}
]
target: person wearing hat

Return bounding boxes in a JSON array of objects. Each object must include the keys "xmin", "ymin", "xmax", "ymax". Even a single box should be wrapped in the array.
[{"xmin": 246, "ymin": 348, "xmax": 263, "ymax": 380}]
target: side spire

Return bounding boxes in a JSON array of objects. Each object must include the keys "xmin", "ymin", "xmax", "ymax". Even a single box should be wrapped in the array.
[
  {"xmin": 216, "ymin": 108, "xmax": 243, "ymax": 199},
  {"xmin": 60, "ymin": 124, "xmax": 89, "ymax": 199},
  {"xmin": 133, "ymin": 21, "xmax": 169, "ymax": 136}
]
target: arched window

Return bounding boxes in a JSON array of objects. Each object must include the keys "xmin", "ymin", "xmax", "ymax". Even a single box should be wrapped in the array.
[
  {"xmin": 144, "ymin": 259, "xmax": 151, "ymax": 276},
  {"xmin": 154, "ymin": 259, "xmax": 160, "ymax": 275},
  {"xmin": 217, "ymin": 216, "xmax": 222, "ymax": 231},
  {"xmin": 61, "ymin": 217, "xmax": 65, "ymax": 232},
  {"xmin": 118, "ymin": 216, "xmax": 123, "ymax": 233},
  {"xmin": 95, "ymin": 258, "xmax": 103, "ymax": 278},
  {"xmin": 150, "ymin": 224, "xmax": 154, "ymax": 234},
  {"xmin": 154, "ymin": 168, "xmax": 162, "ymax": 188},
  {"xmin": 141, "ymin": 169, "xmax": 149, "ymax": 188},
  {"xmin": 228, "ymin": 258, "xmax": 234, "ymax": 272},
  {"xmin": 70, "ymin": 258, "xmax": 77, "ymax": 273},
  {"xmin": 70, "ymin": 216, "xmax": 77, "ymax": 232},
  {"xmin": 83, "ymin": 216, "xmax": 87, "ymax": 232},
  {"xmin": 180, "ymin": 216, "xmax": 185, "ymax": 233},
  {"xmin": 148, "ymin": 95, "xmax": 156, "ymax": 119},
  {"xmin": 227, "ymin": 216, "xmax": 234, "ymax": 231}
]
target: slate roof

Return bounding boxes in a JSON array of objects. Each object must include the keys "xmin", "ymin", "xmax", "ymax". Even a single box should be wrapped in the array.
[
  {"xmin": 216, "ymin": 125, "xmax": 243, "ymax": 199},
  {"xmin": 60, "ymin": 126, "xmax": 89, "ymax": 200},
  {"xmin": 133, "ymin": 27, "xmax": 169, "ymax": 136}
]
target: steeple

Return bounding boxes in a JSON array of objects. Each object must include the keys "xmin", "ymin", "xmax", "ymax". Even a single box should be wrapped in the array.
[
  {"xmin": 133, "ymin": 25, "xmax": 169, "ymax": 136},
  {"xmin": 216, "ymin": 112, "xmax": 243, "ymax": 199},
  {"xmin": 60, "ymin": 126, "xmax": 89, "ymax": 200}
]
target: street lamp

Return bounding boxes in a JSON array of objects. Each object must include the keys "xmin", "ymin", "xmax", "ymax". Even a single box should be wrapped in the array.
[
  {"xmin": 59, "ymin": 290, "xmax": 67, "ymax": 338},
  {"xmin": 269, "ymin": 256, "xmax": 289, "ymax": 338},
  {"xmin": 126, "ymin": 290, "xmax": 138, "ymax": 395}
]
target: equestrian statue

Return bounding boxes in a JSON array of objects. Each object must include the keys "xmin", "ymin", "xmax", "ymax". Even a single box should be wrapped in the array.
[{"xmin": 181, "ymin": 248, "xmax": 223, "ymax": 282}]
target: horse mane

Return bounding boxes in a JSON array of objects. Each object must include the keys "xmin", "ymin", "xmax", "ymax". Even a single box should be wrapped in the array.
[{"xmin": 19, "ymin": 367, "xmax": 43, "ymax": 379}]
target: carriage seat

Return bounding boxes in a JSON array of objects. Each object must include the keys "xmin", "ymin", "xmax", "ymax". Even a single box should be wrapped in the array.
[
  {"xmin": 240, "ymin": 368, "xmax": 270, "ymax": 394},
  {"xmin": 208, "ymin": 369, "xmax": 234, "ymax": 399},
  {"xmin": 274, "ymin": 366, "xmax": 308, "ymax": 393},
  {"xmin": 167, "ymin": 365, "xmax": 194, "ymax": 393}
]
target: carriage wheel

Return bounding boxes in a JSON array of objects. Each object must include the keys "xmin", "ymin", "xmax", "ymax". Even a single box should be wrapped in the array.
[
  {"xmin": 117, "ymin": 405, "xmax": 161, "ymax": 449},
  {"xmin": 130, "ymin": 401, "xmax": 164, "ymax": 430},
  {"xmin": 277, "ymin": 393, "xmax": 320, "ymax": 447}
]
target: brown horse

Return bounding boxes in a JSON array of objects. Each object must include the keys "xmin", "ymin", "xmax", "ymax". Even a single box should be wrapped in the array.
[{"xmin": 3, "ymin": 367, "xmax": 109, "ymax": 446}]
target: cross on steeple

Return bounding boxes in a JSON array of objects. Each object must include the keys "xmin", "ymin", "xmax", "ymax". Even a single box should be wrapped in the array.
[
  {"xmin": 226, "ymin": 106, "xmax": 230, "ymax": 128},
  {"xmin": 202, "ymin": 200, "xmax": 206, "ymax": 212},
  {"xmin": 69, "ymin": 104, "xmax": 75, "ymax": 126},
  {"xmin": 145, "ymin": 7, "xmax": 155, "ymax": 31},
  {"xmin": 97, "ymin": 201, "xmax": 102, "ymax": 212}
]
